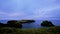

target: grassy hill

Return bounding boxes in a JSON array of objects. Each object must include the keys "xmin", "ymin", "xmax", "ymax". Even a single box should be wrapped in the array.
[{"xmin": 0, "ymin": 26, "xmax": 60, "ymax": 34}]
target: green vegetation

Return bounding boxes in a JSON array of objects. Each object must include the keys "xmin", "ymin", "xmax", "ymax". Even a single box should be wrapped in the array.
[
  {"xmin": 0, "ymin": 20, "xmax": 60, "ymax": 34},
  {"xmin": 41, "ymin": 20, "xmax": 55, "ymax": 27},
  {"xmin": 0, "ymin": 20, "xmax": 22, "ymax": 28},
  {"xmin": 0, "ymin": 20, "xmax": 35, "ymax": 28},
  {"xmin": 0, "ymin": 26, "xmax": 60, "ymax": 34},
  {"xmin": 7, "ymin": 20, "xmax": 22, "ymax": 28}
]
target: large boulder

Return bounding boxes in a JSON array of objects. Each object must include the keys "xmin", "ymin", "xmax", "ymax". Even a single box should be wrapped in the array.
[{"xmin": 41, "ymin": 20, "xmax": 55, "ymax": 27}]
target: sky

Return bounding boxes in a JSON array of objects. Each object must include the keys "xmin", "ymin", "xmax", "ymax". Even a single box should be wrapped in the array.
[{"xmin": 0, "ymin": 0, "xmax": 60, "ymax": 20}]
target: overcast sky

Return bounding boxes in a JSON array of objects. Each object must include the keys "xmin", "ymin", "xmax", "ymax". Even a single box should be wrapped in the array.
[{"xmin": 0, "ymin": 0, "xmax": 60, "ymax": 20}]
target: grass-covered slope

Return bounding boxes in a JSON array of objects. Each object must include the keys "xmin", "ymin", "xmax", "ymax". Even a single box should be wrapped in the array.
[{"xmin": 0, "ymin": 26, "xmax": 60, "ymax": 34}]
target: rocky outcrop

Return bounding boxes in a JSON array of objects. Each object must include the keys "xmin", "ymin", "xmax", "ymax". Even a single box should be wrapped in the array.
[
  {"xmin": 7, "ymin": 20, "xmax": 22, "ymax": 28},
  {"xmin": 41, "ymin": 20, "xmax": 55, "ymax": 27},
  {"xmin": 19, "ymin": 20, "xmax": 35, "ymax": 24}
]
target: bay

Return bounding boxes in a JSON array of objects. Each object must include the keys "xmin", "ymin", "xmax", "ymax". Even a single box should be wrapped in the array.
[{"xmin": 0, "ymin": 20, "xmax": 60, "ymax": 28}]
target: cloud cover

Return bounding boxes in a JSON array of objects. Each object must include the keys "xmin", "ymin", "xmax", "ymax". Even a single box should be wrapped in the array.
[{"xmin": 0, "ymin": 0, "xmax": 60, "ymax": 20}]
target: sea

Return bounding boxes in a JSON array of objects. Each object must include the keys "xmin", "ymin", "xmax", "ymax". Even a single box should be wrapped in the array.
[{"xmin": 0, "ymin": 20, "xmax": 60, "ymax": 28}]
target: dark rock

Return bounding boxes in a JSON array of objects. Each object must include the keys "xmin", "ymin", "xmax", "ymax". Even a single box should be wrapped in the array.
[
  {"xmin": 7, "ymin": 20, "xmax": 22, "ymax": 28},
  {"xmin": 41, "ymin": 20, "xmax": 55, "ymax": 27},
  {"xmin": 19, "ymin": 20, "xmax": 35, "ymax": 24}
]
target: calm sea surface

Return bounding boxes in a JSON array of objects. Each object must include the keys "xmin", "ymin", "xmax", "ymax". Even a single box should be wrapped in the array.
[{"xmin": 0, "ymin": 20, "xmax": 60, "ymax": 28}]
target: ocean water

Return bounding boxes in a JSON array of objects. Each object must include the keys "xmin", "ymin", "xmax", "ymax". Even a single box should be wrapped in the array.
[{"xmin": 0, "ymin": 20, "xmax": 60, "ymax": 28}]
